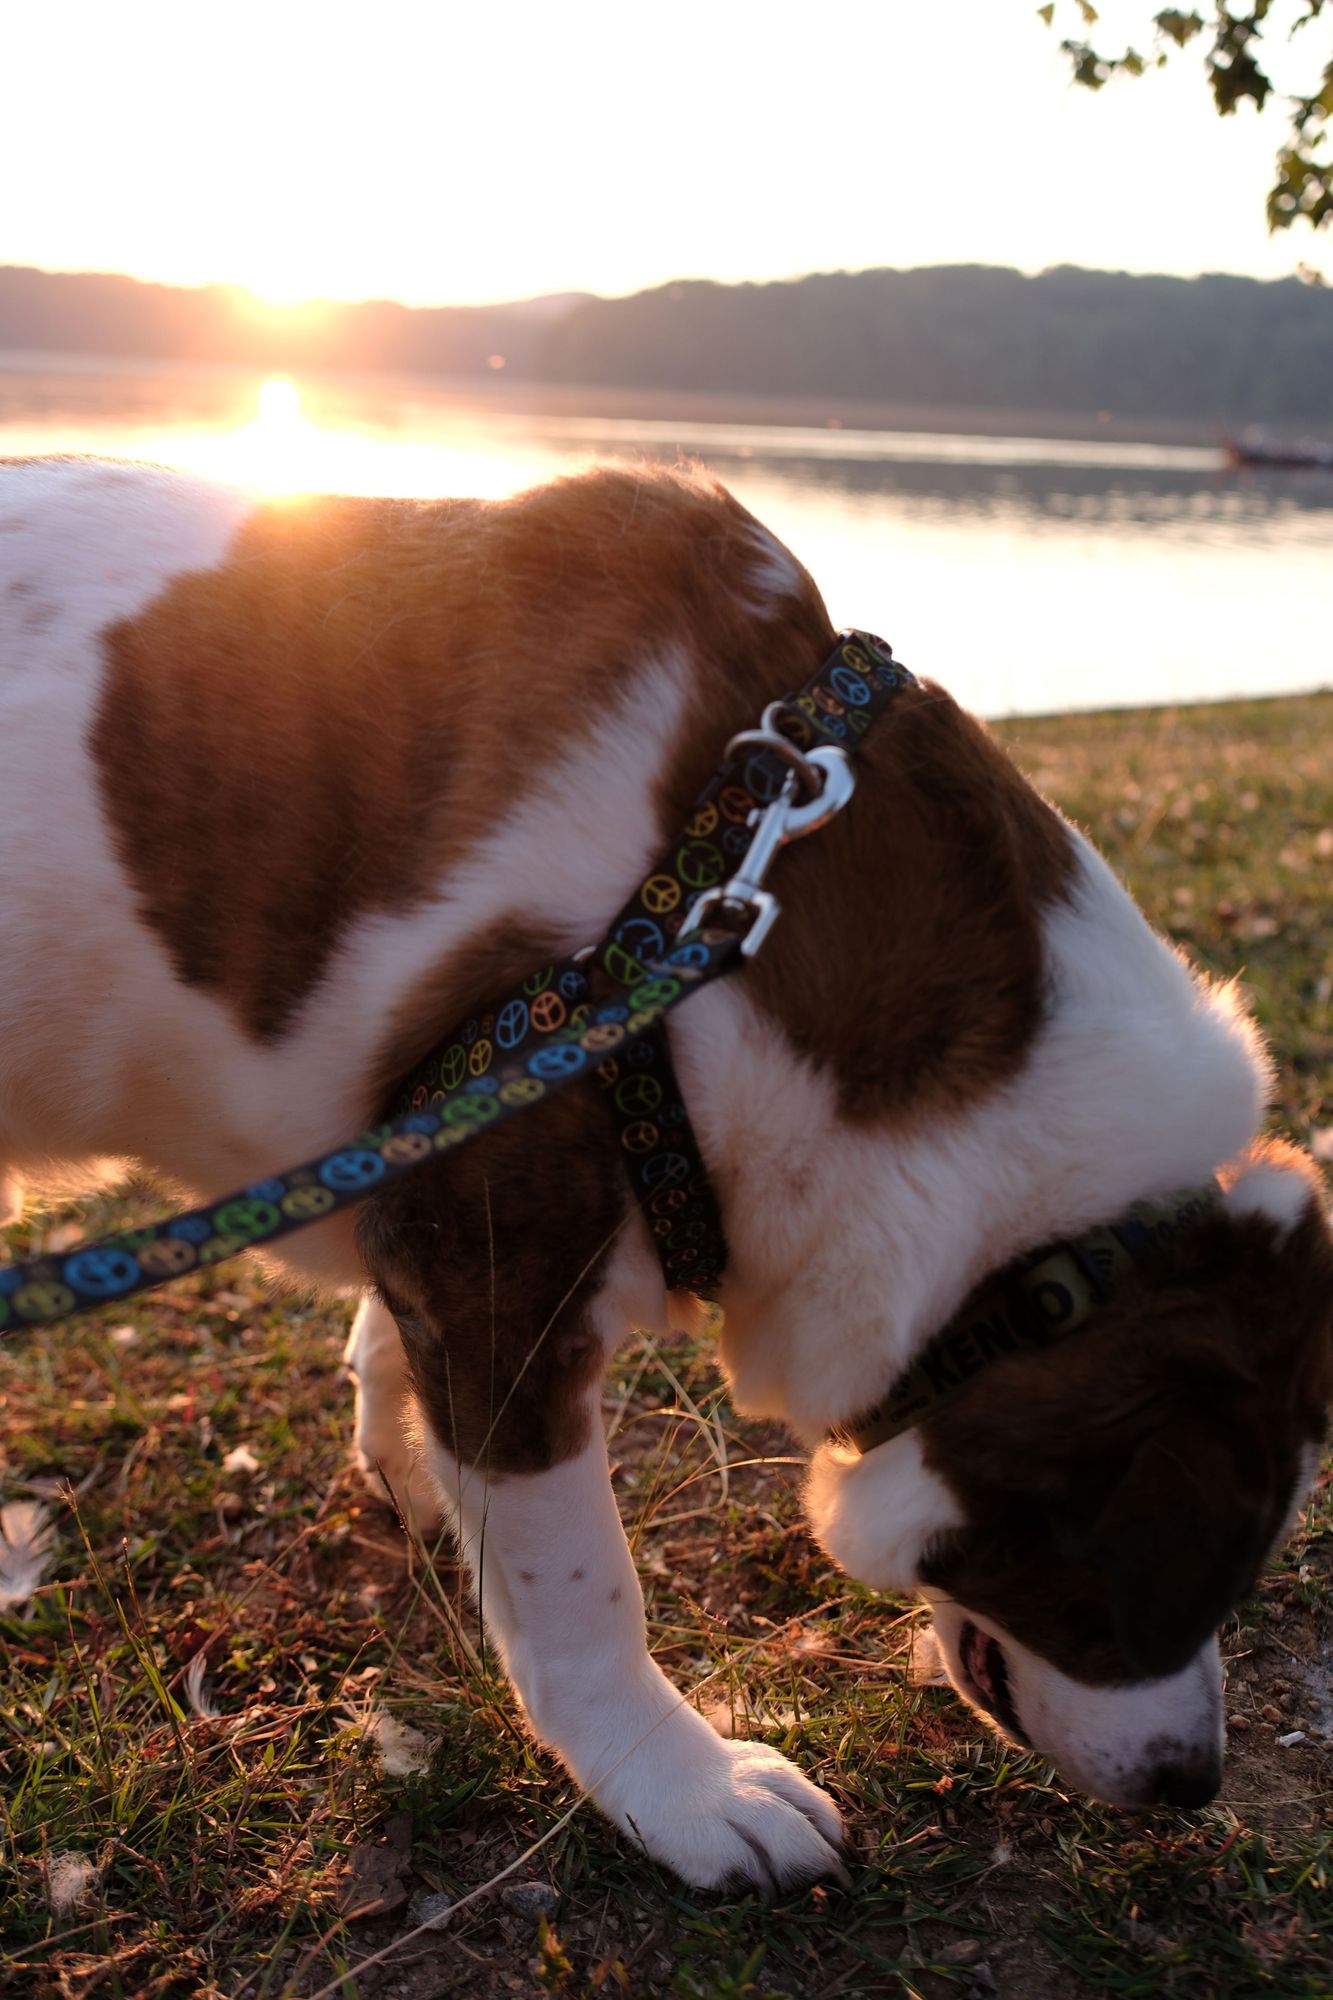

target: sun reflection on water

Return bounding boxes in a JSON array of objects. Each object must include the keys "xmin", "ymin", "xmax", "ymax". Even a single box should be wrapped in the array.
[{"xmin": 120, "ymin": 375, "xmax": 563, "ymax": 500}]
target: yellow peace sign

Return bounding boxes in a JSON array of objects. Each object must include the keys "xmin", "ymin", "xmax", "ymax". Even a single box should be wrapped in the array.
[
  {"xmin": 138, "ymin": 1237, "xmax": 199, "ymax": 1276},
  {"xmin": 381, "ymin": 1132, "xmax": 433, "ymax": 1165},
  {"xmin": 641, "ymin": 874, "xmax": 681, "ymax": 916},
  {"xmin": 499, "ymin": 1076, "xmax": 546, "ymax": 1107}
]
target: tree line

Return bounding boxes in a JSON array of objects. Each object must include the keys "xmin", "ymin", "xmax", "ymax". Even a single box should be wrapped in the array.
[{"xmin": 3, "ymin": 261, "xmax": 1331, "ymax": 426}]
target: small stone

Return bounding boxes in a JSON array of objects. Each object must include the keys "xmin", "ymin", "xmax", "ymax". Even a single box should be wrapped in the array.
[
  {"xmin": 1227, "ymin": 1714, "xmax": 1250, "ymax": 1732},
  {"xmin": 1261, "ymin": 1704, "xmax": 1283, "ymax": 1724},
  {"xmin": 407, "ymin": 1889, "xmax": 452, "ymax": 1931},
  {"xmin": 501, "ymin": 1880, "xmax": 559, "ymax": 1919},
  {"xmin": 939, "ymin": 1937, "xmax": 986, "ymax": 1963}
]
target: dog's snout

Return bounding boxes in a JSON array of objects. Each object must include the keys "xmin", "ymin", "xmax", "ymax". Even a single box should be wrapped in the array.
[{"xmin": 1152, "ymin": 1756, "xmax": 1222, "ymax": 1811}]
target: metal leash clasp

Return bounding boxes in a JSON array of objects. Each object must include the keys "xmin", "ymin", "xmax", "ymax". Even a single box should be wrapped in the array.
[{"xmin": 679, "ymin": 702, "xmax": 856, "ymax": 958}]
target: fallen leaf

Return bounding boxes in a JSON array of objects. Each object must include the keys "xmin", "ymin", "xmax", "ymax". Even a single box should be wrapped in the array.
[{"xmin": 336, "ymin": 1811, "xmax": 413, "ymax": 1920}]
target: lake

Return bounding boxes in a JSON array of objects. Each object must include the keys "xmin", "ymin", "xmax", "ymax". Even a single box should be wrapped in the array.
[{"xmin": 3, "ymin": 356, "xmax": 1331, "ymax": 717}]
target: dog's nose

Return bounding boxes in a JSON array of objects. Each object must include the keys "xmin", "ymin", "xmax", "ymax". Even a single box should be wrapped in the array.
[{"xmin": 1153, "ymin": 1757, "xmax": 1222, "ymax": 1811}]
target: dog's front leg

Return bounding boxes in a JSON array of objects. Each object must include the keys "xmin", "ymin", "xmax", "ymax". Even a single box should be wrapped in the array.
[
  {"xmin": 344, "ymin": 1295, "xmax": 442, "ymax": 1533},
  {"xmin": 429, "ymin": 1396, "xmax": 846, "ymax": 1893}
]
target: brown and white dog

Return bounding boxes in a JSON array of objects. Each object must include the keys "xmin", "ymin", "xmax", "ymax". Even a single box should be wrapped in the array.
[{"xmin": 2, "ymin": 457, "xmax": 1330, "ymax": 1891}]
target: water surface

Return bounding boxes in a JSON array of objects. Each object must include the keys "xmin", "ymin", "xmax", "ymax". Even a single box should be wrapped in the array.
[{"xmin": 3, "ymin": 357, "xmax": 1330, "ymax": 717}]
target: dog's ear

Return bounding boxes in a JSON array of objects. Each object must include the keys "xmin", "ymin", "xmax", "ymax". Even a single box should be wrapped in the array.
[{"xmin": 1077, "ymin": 1423, "xmax": 1270, "ymax": 1679}]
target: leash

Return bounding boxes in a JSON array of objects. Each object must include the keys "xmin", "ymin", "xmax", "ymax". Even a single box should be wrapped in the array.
[{"xmin": 0, "ymin": 630, "xmax": 913, "ymax": 1334}]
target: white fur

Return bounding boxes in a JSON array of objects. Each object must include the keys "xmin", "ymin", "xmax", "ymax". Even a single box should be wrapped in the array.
[
  {"xmin": 927, "ymin": 1596, "xmax": 1224, "ymax": 1807},
  {"xmin": 739, "ymin": 520, "xmax": 804, "ymax": 612},
  {"xmin": 669, "ymin": 833, "xmax": 1267, "ymax": 1442},
  {"xmin": 805, "ymin": 1436, "xmax": 962, "ymax": 1589},
  {"xmin": 1225, "ymin": 1155, "xmax": 1316, "ymax": 1238}
]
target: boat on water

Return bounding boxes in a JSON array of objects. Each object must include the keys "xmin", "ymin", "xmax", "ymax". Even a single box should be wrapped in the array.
[{"xmin": 1224, "ymin": 433, "xmax": 1333, "ymax": 471}]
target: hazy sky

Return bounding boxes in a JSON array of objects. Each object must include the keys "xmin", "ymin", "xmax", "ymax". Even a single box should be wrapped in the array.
[{"xmin": 2, "ymin": 1, "xmax": 1321, "ymax": 306}]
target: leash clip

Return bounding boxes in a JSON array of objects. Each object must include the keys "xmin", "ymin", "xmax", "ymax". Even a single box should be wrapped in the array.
[{"xmin": 680, "ymin": 709, "xmax": 856, "ymax": 958}]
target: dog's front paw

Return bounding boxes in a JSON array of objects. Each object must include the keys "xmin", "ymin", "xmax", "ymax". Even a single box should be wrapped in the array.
[
  {"xmin": 353, "ymin": 1438, "xmax": 443, "ymax": 1538},
  {"xmin": 599, "ymin": 1720, "xmax": 846, "ymax": 1893}
]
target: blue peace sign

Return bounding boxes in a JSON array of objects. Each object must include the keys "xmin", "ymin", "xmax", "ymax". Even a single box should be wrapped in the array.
[
  {"xmin": 640, "ymin": 1151, "xmax": 690, "ymax": 1189},
  {"xmin": 528, "ymin": 1043, "xmax": 587, "ymax": 1080},
  {"xmin": 744, "ymin": 752, "xmax": 786, "ymax": 803},
  {"xmin": 666, "ymin": 940, "xmax": 710, "ymax": 971},
  {"xmin": 830, "ymin": 662, "xmax": 871, "ymax": 706},
  {"xmin": 594, "ymin": 1001, "xmax": 629, "ymax": 1025},
  {"xmin": 465, "ymin": 1073, "xmax": 499, "ymax": 1095},
  {"xmin": 246, "ymin": 1178, "xmax": 286, "ymax": 1202},
  {"xmin": 319, "ymin": 1150, "xmax": 387, "ymax": 1192},
  {"xmin": 401, "ymin": 1112, "xmax": 437, "ymax": 1134},
  {"xmin": 496, "ymin": 998, "xmax": 529, "ymax": 1049},
  {"xmin": 64, "ymin": 1246, "xmax": 140, "ymax": 1296},
  {"xmin": 558, "ymin": 969, "xmax": 588, "ymax": 1001},
  {"xmin": 0, "ymin": 1266, "xmax": 20, "ymax": 1294},
  {"xmin": 617, "ymin": 916, "xmax": 665, "ymax": 961},
  {"xmin": 168, "ymin": 1215, "xmax": 213, "ymax": 1244}
]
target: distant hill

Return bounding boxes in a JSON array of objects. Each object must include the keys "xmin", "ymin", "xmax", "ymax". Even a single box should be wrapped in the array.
[
  {"xmin": 3, "ymin": 261, "xmax": 1331, "ymax": 427},
  {"xmin": 0, "ymin": 266, "xmax": 571, "ymax": 379}
]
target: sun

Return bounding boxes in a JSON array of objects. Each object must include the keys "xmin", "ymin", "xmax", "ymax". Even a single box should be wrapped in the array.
[{"xmin": 257, "ymin": 377, "xmax": 302, "ymax": 426}]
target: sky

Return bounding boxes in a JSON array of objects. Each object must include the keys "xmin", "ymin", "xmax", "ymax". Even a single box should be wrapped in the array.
[{"xmin": 1, "ymin": 0, "xmax": 1324, "ymax": 308}]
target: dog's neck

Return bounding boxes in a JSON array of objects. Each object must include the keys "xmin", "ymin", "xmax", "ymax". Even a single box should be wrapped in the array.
[{"xmin": 666, "ymin": 834, "xmax": 1266, "ymax": 1444}]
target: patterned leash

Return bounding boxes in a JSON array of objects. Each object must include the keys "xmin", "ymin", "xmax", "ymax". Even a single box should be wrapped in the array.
[{"xmin": 0, "ymin": 631, "xmax": 913, "ymax": 1333}]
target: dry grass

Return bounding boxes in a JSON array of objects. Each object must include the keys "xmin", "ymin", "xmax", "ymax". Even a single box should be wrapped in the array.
[{"xmin": 1, "ymin": 691, "xmax": 1330, "ymax": 1999}]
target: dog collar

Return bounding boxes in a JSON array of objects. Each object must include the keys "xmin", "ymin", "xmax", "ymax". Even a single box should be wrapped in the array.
[{"xmin": 833, "ymin": 1182, "xmax": 1223, "ymax": 1454}]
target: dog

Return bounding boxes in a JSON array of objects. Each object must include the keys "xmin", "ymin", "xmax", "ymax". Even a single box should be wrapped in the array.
[{"xmin": 1, "ymin": 455, "xmax": 1329, "ymax": 1891}]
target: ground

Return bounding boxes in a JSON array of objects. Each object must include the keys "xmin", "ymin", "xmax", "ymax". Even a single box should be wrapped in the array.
[{"xmin": 1, "ymin": 691, "xmax": 1330, "ymax": 2000}]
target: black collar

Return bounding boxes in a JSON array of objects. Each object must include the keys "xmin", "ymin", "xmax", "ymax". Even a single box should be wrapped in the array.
[{"xmin": 832, "ymin": 1182, "xmax": 1223, "ymax": 1454}]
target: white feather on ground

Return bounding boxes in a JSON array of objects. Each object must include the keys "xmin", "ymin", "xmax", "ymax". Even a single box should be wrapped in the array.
[
  {"xmin": 0, "ymin": 1499, "xmax": 55, "ymax": 1612},
  {"xmin": 45, "ymin": 1852, "xmax": 99, "ymax": 1914},
  {"xmin": 184, "ymin": 1652, "xmax": 223, "ymax": 1719},
  {"xmin": 353, "ymin": 1710, "xmax": 435, "ymax": 1776}
]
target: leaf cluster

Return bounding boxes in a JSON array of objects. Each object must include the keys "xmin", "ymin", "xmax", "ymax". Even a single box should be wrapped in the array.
[{"xmin": 1039, "ymin": 2, "xmax": 1333, "ymax": 235}]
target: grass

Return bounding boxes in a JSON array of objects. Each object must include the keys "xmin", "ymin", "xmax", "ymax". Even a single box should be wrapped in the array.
[{"xmin": 1, "ymin": 689, "xmax": 1330, "ymax": 1999}]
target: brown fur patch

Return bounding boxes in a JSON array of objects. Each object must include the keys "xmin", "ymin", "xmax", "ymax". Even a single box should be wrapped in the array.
[
  {"xmin": 735, "ymin": 682, "xmax": 1075, "ymax": 1119},
  {"xmin": 355, "ymin": 1083, "xmax": 630, "ymax": 1475},
  {"xmin": 919, "ymin": 1185, "xmax": 1333, "ymax": 1682},
  {"xmin": 92, "ymin": 469, "xmax": 821, "ymax": 1042}
]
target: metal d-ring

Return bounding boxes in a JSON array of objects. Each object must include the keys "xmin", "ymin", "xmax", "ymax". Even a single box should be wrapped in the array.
[{"xmin": 722, "ymin": 701, "xmax": 826, "ymax": 800}]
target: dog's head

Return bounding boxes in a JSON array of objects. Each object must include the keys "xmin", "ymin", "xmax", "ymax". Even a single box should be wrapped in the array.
[{"xmin": 807, "ymin": 1144, "xmax": 1333, "ymax": 1806}]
